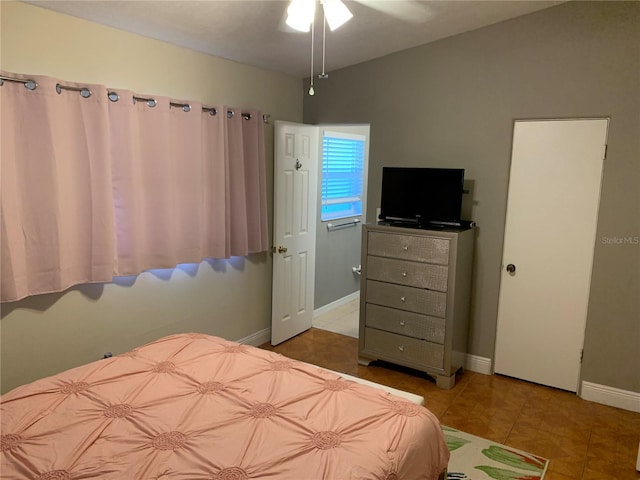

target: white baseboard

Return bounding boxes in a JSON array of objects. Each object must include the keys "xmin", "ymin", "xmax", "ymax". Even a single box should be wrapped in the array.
[
  {"xmin": 314, "ymin": 291, "xmax": 360, "ymax": 318},
  {"xmin": 465, "ymin": 354, "xmax": 492, "ymax": 375},
  {"xmin": 580, "ymin": 381, "xmax": 640, "ymax": 413},
  {"xmin": 237, "ymin": 327, "xmax": 271, "ymax": 347}
]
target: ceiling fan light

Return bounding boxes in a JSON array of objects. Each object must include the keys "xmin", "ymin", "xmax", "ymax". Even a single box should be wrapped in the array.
[
  {"xmin": 322, "ymin": 0, "xmax": 353, "ymax": 31},
  {"xmin": 286, "ymin": 0, "xmax": 316, "ymax": 32}
]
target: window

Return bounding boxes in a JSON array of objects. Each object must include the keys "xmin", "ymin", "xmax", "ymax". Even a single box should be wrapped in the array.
[{"xmin": 321, "ymin": 131, "xmax": 366, "ymax": 221}]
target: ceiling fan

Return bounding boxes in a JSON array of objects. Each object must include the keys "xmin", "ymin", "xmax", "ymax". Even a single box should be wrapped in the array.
[
  {"xmin": 352, "ymin": 0, "xmax": 431, "ymax": 24},
  {"xmin": 286, "ymin": 0, "xmax": 353, "ymax": 32},
  {"xmin": 283, "ymin": 0, "xmax": 429, "ymax": 95},
  {"xmin": 283, "ymin": 0, "xmax": 430, "ymax": 33}
]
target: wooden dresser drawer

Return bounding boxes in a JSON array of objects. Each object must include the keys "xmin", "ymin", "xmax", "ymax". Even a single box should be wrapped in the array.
[
  {"xmin": 364, "ymin": 327, "xmax": 444, "ymax": 370},
  {"xmin": 366, "ymin": 256, "xmax": 448, "ymax": 291},
  {"xmin": 365, "ymin": 304, "xmax": 445, "ymax": 344},
  {"xmin": 367, "ymin": 231, "xmax": 450, "ymax": 265},
  {"xmin": 366, "ymin": 280, "xmax": 447, "ymax": 317}
]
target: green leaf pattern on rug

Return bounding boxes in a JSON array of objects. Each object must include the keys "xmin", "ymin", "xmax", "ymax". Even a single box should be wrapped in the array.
[
  {"xmin": 475, "ymin": 466, "xmax": 541, "ymax": 480},
  {"xmin": 444, "ymin": 434, "xmax": 471, "ymax": 452},
  {"xmin": 481, "ymin": 445, "xmax": 545, "ymax": 473},
  {"xmin": 442, "ymin": 426, "xmax": 548, "ymax": 480}
]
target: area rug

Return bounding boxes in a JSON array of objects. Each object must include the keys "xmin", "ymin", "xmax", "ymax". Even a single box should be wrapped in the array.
[{"xmin": 444, "ymin": 426, "xmax": 549, "ymax": 480}]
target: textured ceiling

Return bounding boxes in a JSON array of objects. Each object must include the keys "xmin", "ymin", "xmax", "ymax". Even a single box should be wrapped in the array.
[{"xmin": 25, "ymin": 0, "xmax": 565, "ymax": 78}]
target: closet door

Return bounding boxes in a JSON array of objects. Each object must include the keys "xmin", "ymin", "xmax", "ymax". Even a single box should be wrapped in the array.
[{"xmin": 495, "ymin": 118, "xmax": 608, "ymax": 392}]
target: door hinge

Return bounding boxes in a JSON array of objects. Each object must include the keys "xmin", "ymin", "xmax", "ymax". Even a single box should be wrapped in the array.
[
  {"xmin": 603, "ymin": 144, "xmax": 608, "ymax": 160},
  {"xmin": 580, "ymin": 349, "xmax": 584, "ymax": 363}
]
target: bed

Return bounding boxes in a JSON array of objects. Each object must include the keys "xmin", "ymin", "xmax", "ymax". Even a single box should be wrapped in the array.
[{"xmin": 1, "ymin": 333, "xmax": 449, "ymax": 479}]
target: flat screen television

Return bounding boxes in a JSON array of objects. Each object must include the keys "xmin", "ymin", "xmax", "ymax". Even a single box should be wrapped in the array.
[{"xmin": 379, "ymin": 167, "xmax": 465, "ymax": 228}]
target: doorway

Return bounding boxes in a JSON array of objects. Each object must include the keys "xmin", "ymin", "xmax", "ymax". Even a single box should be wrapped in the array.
[
  {"xmin": 271, "ymin": 122, "xmax": 369, "ymax": 345},
  {"xmin": 494, "ymin": 118, "xmax": 608, "ymax": 392}
]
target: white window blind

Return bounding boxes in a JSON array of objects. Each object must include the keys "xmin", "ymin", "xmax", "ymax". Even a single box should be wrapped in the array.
[{"xmin": 321, "ymin": 131, "xmax": 366, "ymax": 221}]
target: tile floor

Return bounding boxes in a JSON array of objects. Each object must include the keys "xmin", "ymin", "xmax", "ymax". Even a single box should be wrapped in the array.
[
  {"xmin": 311, "ymin": 298, "xmax": 359, "ymax": 338},
  {"xmin": 262, "ymin": 300, "xmax": 640, "ymax": 480}
]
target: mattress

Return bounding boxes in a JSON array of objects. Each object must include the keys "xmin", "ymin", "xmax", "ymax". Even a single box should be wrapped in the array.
[{"xmin": 1, "ymin": 333, "xmax": 449, "ymax": 479}]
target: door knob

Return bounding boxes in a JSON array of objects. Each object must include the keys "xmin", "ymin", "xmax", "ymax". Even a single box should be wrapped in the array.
[
  {"xmin": 278, "ymin": 246, "xmax": 288, "ymax": 254},
  {"xmin": 506, "ymin": 264, "xmax": 516, "ymax": 273}
]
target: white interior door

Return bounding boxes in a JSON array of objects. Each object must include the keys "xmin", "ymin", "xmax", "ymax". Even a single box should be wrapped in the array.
[
  {"xmin": 494, "ymin": 118, "xmax": 608, "ymax": 392},
  {"xmin": 271, "ymin": 121, "xmax": 319, "ymax": 345}
]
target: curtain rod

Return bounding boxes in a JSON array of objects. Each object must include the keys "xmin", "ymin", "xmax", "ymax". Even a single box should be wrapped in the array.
[
  {"xmin": 0, "ymin": 75, "xmax": 271, "ymax": 123},
  {"xmin": 0, "ymin": 75, "xmax": 38, "ymax": 90}
]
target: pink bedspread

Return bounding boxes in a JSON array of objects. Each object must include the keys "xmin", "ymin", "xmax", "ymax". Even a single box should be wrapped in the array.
[{"xmin": 1, "ymin": 334, "xmax": 449, "ymax": 479}]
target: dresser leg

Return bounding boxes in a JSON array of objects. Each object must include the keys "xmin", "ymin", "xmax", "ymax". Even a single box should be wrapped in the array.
[
  {"xmin": 436, "ymin": 373, "xmax": 456, "ymax": 389},
  {"xmin": 358, "ymin": 356, "xmax": 375, "ymax": 366}
]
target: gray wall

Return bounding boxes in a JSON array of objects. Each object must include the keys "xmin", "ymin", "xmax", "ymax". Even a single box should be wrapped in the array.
[
  {"xmin": 303, "ymin": 1, "xmax": 640, "ymax": 392},
  {"xmin": 314, "ymin": 125, "xmax": 370, "ymax": 309},
  {"xmin": 314, "ymin": 222, "xmax": 362, "ymax": 308}
]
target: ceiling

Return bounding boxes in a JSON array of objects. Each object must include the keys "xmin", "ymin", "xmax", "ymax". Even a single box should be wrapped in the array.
[{"xmin": 25, "ymin": 0, "xmax": 564, "ymax": 78}]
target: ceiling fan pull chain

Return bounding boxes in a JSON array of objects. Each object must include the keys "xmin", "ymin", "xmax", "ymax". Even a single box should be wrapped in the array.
[
  {"xmin": 309, "ymin": 19, "xmax": 315, "ymax": 95},
  {"xmin": 319, "ymin": 10, "xmax": 328, "ymax": 79}
]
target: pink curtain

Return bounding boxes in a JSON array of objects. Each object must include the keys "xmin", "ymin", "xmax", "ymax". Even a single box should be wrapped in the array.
[
  {"xmin": 242, "ymin": 110, "xmax": 269, "ymax": 253},
  {"xmin": 1, "ymin": 74, "xmax": 115, "ymax": 302},
  {"xmin": 202, "ymin": 106, "xmax": 231, "ymax": 259},
  {"xmin": 1, "ymin": 72, "xmax": 269, "ymax": 302},
  {"xmin": 227, "ymin": 108, "xmax": 249, "ymax": 256},
  {"xmin": 109, "ymin": 92, "xmax": 207, "ymax": 274},
  {"xmin": 225, "ymin": 108, "xmax": 269, "ymax": 256}
]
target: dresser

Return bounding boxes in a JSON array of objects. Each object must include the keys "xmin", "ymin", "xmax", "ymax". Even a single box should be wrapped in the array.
[{"xmin": 358, "ymin": 223, "xmax": 474, "ymax": 389}]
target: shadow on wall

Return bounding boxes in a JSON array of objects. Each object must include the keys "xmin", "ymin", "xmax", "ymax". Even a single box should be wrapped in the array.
[
  {"xmin": 459, "ymin": 178, "xmax": 482, "ymax": 358},
  {"xmin": 0, "ymin": 252, "xmax": 269, "ymax": 318},
  {"xmin": 0, "ymin": 283, "xmax": 105, "ymax": 318},
  {"xmin": 461, "ymin": 179, "xmax": 476, "ymax": 222}
]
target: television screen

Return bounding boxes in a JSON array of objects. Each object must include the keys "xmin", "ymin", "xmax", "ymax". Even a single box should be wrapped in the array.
[{"xmin": 379, "ymin": 167, "xmax": 464, "ymax": 227}]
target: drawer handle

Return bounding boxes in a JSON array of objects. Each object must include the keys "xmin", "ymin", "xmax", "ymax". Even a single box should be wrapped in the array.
[
  {"xmin": 402, "ymin": 272, "xmax": 407, "ymax": 277},
  {"xmin": 400, "ymin": 296, "xmax": 406, "ymax": 302},
  {"xmin": 402, "ymin": 246, "xmax": 408, "ymax": 251},
  {"xmin": 398, "ymin": 345, "xmax": 405, "ymax": 352},
  {"xmin": 399, "ymin": 321, "xmax": 406, "ymax": 327}
]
